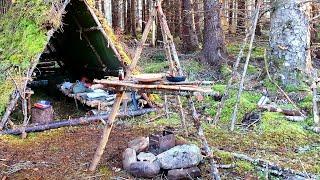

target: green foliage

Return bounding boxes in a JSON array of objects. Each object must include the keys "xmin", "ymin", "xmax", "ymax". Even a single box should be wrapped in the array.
[{"xmin": 0, "ymin": 0, "xmax": 51, "ymax": 116}]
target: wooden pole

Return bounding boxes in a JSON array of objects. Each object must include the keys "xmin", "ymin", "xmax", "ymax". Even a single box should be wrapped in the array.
[
  {"xmin": 230, "ymin": 3, "xmax": 260, "ymax": 131},
  {"xmin": 89, "ymin": 91, "xmax": 125, "ymax": 171},
  {"xmin": 127, "ymin": 8, "xmax": 157, "ymax": 76},
  {"xmin": 159, "ymin": 14, "xmax": 175, "ymax": 75},
  {"xmin": 187, "ymin": 96, "xmax": 220, "ymax": 180},
  {"xmin": 312, "ymin": 82, "xmax": 319, "ymax": 126},
  {"xmin": 156, "ymin": 1, "xmax": 183, "ymax": 76},
  {"xmin": 176, "ymin": 96, "xmax": 188, "ymax": 136}
]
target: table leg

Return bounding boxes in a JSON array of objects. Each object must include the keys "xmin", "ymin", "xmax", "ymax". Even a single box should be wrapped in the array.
[
  {"xmin": 89, "ymin": 91, "xmax": 125, "ymax": 171},
  {"xmin": 177, "ymin": 96, "xmax": 188, "ymax": 136}
]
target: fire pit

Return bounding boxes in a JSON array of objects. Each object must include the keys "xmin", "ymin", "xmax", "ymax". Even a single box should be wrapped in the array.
[{"xmin": 122, "ymin": 131, "xmax": 202, "ymax": 179}]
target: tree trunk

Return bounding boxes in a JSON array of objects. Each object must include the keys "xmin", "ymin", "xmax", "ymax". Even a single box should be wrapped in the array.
[
  {"xmin": 269, "ymin": 0, "xmax": 312, "ymax": 86},
  {"xmin": 202, "ymin": 0, "xmax": 227, "ymax": 66},
  {"xmin": 125, "ymin": 0, "xmax": 131, "ymax": 34},
  {"xmin": 112, "ymin": 0, "xmax": 121, "ymax": 30},
  {"xmin": 181, "ymin": 0, "xmax": 199, "ymax": 52},
  {"xmin": 174, "ymin": 0, "xmax": 182, "ymax": 37},
  {"xmin": 123, "ymin": 0, "xmax": 127, "ymax": 31},
  {"xmin": 104, "ymin": 0, "xmax": 112, "ymax": 26},
  {"xmin": 237, "ymin": 0, "xmax": 245, "ymax": 33},
  {"xmin": 131, "ymin": 0, "xmax": 137, "ymax": 37},
  {"xmin": 193, "ymin": 0, "xmax": 202, "ymax": 41}
]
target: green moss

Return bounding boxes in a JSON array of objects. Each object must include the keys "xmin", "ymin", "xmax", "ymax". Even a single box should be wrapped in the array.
[
  {"xmin": 256, "ymin": 112, "xmax": 308, "ymax": 146},
  {"xmin": 153, "ymin": 113, "xmax": 181, "ymax": 127},
  {"xmin": 247, "ymin": 64, "xmax": 258, "ymax": 74},
  {"xmin": 263, "ymin": 79, "xmax": 278, "ymax": 93},
  {"xmin": 212, "ymin": 84, "xmax": 227, "ymax": 94},
  {"xmin": 98, "ymin": 165, "xmax": 113, "ymax": 176},
  {"xmin": 144, "ymin": 61, "xmax": 168, "ymax": 73},
  {"xmin": 207, "ymin": 90, "xmax": 262, "ymax": 124},
  {"xmin": 299, "ymin": 93, "xmax": 312, "ymax": 111},
  {"xmin": 0, "ymin": 0, "xmax": 51, "ymax": 116},
  {"xmin": 220, "ymin": 64, "xmax": 232, "ymax": 78},
  {"xmin": 214, "ymin": 150, "xmax": 234, "ymax": 164},
  {"xmin": 183, "ymin": 60, "xmax": 203, "ymax": 75},
  {"xmin": 0, "ymin": 128, "xmax": 65, "ymax": 146},
  {"xmin": 235, "ymin": 160, "xmax": 255, "ymax": 173},
  {"xmin": 227, "ymin": 43, "xmax": 265, "ymax": 59}
]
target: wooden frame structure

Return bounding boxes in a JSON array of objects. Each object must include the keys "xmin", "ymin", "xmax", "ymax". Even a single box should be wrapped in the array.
[{"xmin": 88, "ymin": 1, "xmax": 219, "ymax": 176}]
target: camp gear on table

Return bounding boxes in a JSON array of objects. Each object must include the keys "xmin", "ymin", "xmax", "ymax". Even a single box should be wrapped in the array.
[
  {"xmin": 132, "ymin": 73, "xmax": 165, "ymax": 83},
  {"xmin": 166, "ymin": 75, "xmax": 187, "ymax": 82}
]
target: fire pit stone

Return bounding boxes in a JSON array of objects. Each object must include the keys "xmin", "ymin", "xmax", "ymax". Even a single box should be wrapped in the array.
[
  {"xmin": 137, "ymin": 152, "xmax": 157, "ymax": 162},
  {"xmin": 156, "ymin": 144, "xmax": 203, "ymax": 169},
  {"xmin": 167, "ymin": 167, "xmax": 201, "ymax": 180},
  {"xmin": 129, "ymin": 161, "xmax": 160, "ymax": 178},
  {"xmin": 128, "ymin": 136, "xmax": 149, "ymax": 153}
]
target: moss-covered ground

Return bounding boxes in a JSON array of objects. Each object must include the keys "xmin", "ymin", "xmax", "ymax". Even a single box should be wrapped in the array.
[{"xmin": 1, "ymin": 17, "xmax": 319, "ymax": 179}]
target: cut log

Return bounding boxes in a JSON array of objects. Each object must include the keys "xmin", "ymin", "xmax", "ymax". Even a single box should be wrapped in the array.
[{"xmin": 0, "ymin": 108, "xmax": 157, "ymax": 135}]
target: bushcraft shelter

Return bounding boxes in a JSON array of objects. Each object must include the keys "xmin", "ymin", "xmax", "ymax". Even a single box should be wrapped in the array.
[{"xmin": 0, "ymin": 0, "xmax": 132, "ymax": 117}]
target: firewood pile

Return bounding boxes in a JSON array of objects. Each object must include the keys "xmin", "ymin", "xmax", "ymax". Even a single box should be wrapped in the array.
[{"xmin": 122, "ymin": 131, "xmax": 203, "ymax": 179}]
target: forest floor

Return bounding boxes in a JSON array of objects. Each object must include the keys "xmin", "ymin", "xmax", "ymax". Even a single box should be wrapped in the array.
[{"xmin": 1, "ymin": 39, "xmax": 320, "ymax": 179}]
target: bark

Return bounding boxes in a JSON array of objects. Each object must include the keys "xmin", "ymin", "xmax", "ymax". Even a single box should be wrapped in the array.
[
  {"xmin": 112, "ymin": 0, "xmax": 121, "ymax": 30},
  {"xmin": 237, "ymin": 0, "xmax": 246, "ymax": 33},
  {"xmin": 103, "ymin": 0, "xmax": 112, "ymax": 26},
  {"xmin": 202, "ymin": 0, "xmax": 227, "ymax": 66},
  {"xmin": 174, "ymin": 0, "xmax": 182, "ymax": 37},
  {"xmin": 181, "ymin": 0, "xmax": 199, "ymax": 52},
  {"xmin": 193, "ymin": 0, "xmax": 202, "ymax": 41},
  {"xmin": 0, "ymin": 109, "xmax": 157, "ymax": 135},
  {"xmin": 131, "ymin": 0, "xmax": 137, "ymax": 37},
  {"xmin": 269, "ymin": 0, "xmax": 312, "ymax": 86},
  {"xmin": 123, "ymin": 0, "xmax": 127, "ymax": 31},
  {"xmin": 125, "ymin": 0, "xmax": 131, "ymax": 34}
]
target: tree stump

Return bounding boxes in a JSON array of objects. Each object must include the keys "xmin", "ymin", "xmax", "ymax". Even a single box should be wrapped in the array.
[{"xmin": 31, "ymin": 107, "xmax": 54, "ymax": 124}]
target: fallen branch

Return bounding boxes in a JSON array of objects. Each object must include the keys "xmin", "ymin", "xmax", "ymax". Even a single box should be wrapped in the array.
[
  {"xmin": 259, "ymin": 105, "xmax": 304, "ymax": 116},
  {"xmin": 0, "ymin": 108, "xmax": 157, "ymax": 135},
  {"xmin": 306, "ymin": 126, "xmax": 320, "ymax": 134},
  {"xmin": 230, "ymin": 152, "xmax": 318, "ymax": 179}
]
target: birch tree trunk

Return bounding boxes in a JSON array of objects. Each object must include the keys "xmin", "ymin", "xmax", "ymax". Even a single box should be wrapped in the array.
[
  {"xmin": 104, "ymin": 0, "xmax": 112, "ymax": 26},
  {"xmin": 269, "ymin": 0, "xmax": 312, "ymax": 86}
]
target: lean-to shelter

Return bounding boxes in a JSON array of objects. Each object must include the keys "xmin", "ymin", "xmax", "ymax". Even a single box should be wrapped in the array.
[{"xmin": 0, "ymin": 0, "xmax": 132, "ymax": 118}]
